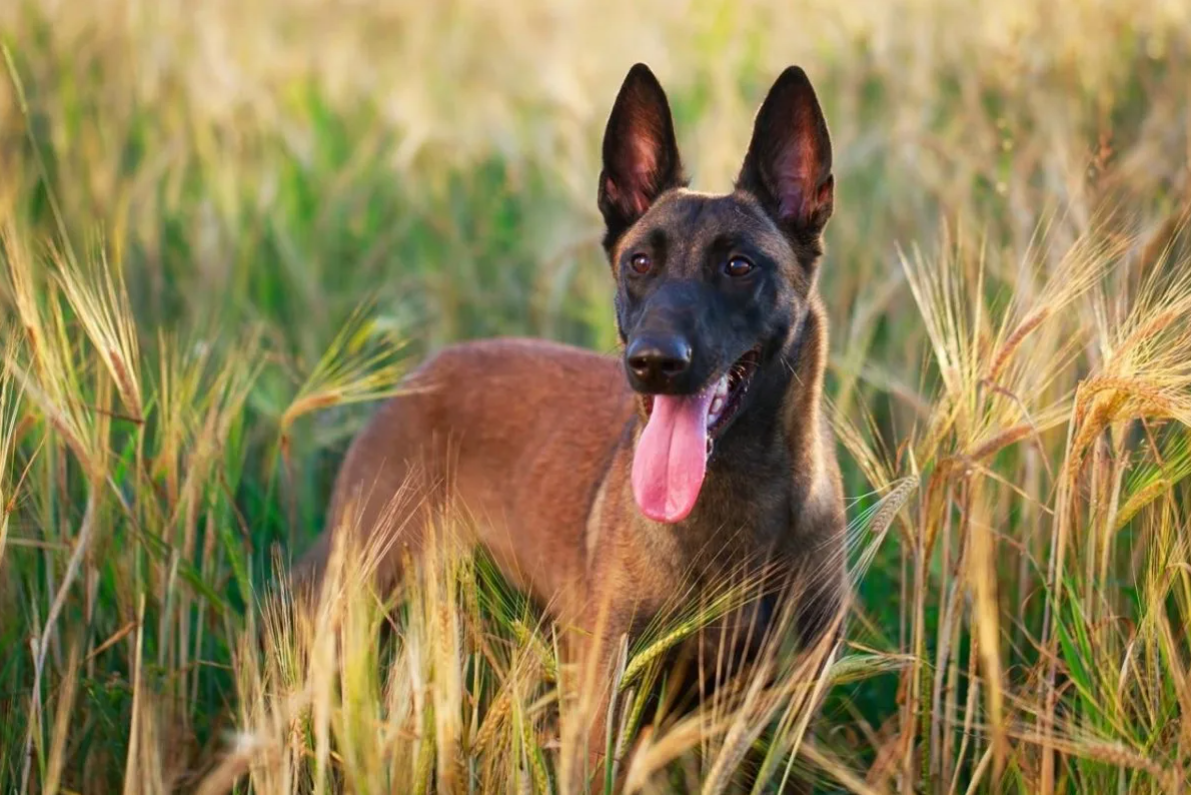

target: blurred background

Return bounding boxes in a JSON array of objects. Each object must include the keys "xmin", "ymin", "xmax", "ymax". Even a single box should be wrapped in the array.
[{"xmin": 2, "ymin": 0, "xmax": 1191, "ymax": 791}]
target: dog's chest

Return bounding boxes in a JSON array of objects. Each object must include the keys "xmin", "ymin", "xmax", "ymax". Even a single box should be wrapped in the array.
[
  {"xmin": 583, "ymin": 440, "xmax": 803, "ymax": 620},
  {"xmin": 691, "ymin": 589, "xmax": 781, "ymax": 664}
]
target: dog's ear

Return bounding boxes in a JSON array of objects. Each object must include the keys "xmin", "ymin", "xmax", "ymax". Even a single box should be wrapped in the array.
[
  {"xmin": 598, "ymin": 63, "xmax": 685, "ymax": 252},
  {"xmin": 736, "ymin": 67, "xmax": 834, "ymax": 245}
]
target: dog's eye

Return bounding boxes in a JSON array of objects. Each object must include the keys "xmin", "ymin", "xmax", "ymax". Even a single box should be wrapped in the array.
[
  {"xmin": 629, "ymin": 253, "xmax": 652, "ymax": 274},
  {"xmin": 725, "ymin": 256, "xmax": 755, "ymax": 278}
]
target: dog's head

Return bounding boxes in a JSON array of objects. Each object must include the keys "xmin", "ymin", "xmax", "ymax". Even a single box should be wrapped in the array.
[{"xmin": 598, "ymin": 64, "xmax": 834, "ymax": 524}]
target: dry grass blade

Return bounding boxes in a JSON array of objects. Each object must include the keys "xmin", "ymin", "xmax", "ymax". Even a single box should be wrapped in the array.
[
  {"xmin": 279, "ymin": 300, "xmax": 411, "ymax": 433},
  {"xmin": 986, "ymin": 222, "xmax": 1115, "ymax": 383},
  {"xmin": 1007, "ymin": 726, "xmax": 1181, "ymax": 792},
  {"xmin": 849, "ymin": 476, "xmax": 918, "ymax": 585},
  {"xmin": 0, "ymin": 334, "xmax": 23, "ymax": 564},
  {"xmin": 985, "ymin": 308, "xmax": 1050, "ymax": 384},
  {"xmin": 193, "ymin": 734, "xmax": 275, "ymax": 795},
  {"xmin": 623, "ymin": 715, "xmax": 737, "ymax": 793},
  {"xmin": 53, "ymin": 240, "xmax": 143, "ymax": 420},
  {"xmin": 19, "ymin": 489, "xmax": 99, "ymax": 795},
  {"xmin": 799, "ymin": 740, "xmax": 887, "ymax": 795},
  {"xmin": 2, "ymin": 226, "xmax": 99, "ymax": 477},
  {"xmin": 43, "ymin": 638, "xmax": 82, "ymax": 795}
]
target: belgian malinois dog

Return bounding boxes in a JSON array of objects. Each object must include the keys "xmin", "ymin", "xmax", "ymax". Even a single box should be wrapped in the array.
[{"xmin": 297, "ymin": 62, "xmax": 846, "ymax": 783}]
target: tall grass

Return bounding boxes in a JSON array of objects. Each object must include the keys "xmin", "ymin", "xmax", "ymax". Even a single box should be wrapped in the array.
[{"xmin": 2, "ymin": 0, "xmax": 1190, "ymax": 791}]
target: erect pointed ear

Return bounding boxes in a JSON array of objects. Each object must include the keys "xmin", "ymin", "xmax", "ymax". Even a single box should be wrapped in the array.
[
  {"xmin": 736, "ymin": 67, "xmax": 834, "ymax": 243},
  {"xmin": 597, "ymin": 63, "xmax": 686, "ymax": 252}
]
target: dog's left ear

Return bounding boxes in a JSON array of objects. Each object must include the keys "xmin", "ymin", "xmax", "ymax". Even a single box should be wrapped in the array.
[
  {"xmin": 736, "ymin": 67, "xmax": 834, "ymax": 245},
  {"xmin": 598, "ymin": 64, "xmax": 686, "ymax": 252}
]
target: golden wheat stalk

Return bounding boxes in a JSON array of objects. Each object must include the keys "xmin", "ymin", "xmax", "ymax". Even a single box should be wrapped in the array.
[
  {"xmin": 52, "ymin": 241, "xmax": 143, "ymax": 421},
  {"xmin": 986, "ymin": 308, "xmax": 1050, "ymax": 383}
]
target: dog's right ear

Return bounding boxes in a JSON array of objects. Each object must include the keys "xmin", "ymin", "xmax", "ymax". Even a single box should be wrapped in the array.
[
  {"xmin": 598, "ymin": 63, "xmax": 685, "ymax": 253},
  {"xmin": 735, "ymin": 67, "xmax": 834, "ymax": 250}
]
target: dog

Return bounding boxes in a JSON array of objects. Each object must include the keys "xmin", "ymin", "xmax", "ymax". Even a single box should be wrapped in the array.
[{"xmin": 295, "ymin": 62, "xmax": 847, "ymax": 786}]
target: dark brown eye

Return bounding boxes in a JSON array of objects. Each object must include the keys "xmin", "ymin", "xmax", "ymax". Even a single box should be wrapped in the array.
[
  {"xmin": 629, "ymin": 253, "xmax": 652, "ymax": 274},
  {"xmin": 725, "ymin": 256, "xmax": 754, "ymax": 277}
]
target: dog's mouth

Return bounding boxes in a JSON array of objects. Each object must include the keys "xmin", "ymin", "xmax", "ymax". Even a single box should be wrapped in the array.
[
  {"xmin": 631, "ymin": 346, "xmax": 762, "ymax": 525},
  {"xmin": 638, "ymin": 346, "xmax": 760, "ymax": 439}
]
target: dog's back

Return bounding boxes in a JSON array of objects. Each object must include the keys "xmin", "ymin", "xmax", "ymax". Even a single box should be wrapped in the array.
[{"xmin": 301, "ymin": 337, "xmax": 635, "ymax": 617}]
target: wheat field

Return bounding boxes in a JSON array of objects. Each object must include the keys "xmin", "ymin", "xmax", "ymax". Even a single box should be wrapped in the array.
[{"xmin": 2, "ymin": 0, "xmax": 1191, "ymax": 792}]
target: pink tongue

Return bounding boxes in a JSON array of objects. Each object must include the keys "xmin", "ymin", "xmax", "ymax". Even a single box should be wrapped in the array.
[{"xmin": 631, "ymin": 390, "xmax": 713, "ymax": 523}]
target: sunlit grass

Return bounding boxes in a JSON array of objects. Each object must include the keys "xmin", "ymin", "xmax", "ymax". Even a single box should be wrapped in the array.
[{"xmin": 2, "ymin": 0, "xmax": 1191, "ymax": 792}]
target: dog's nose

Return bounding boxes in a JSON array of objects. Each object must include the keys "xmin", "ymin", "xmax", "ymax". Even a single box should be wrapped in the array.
[{"xmin": 626, "ymin": 335, "xmax": 692, "ymax": 390}]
